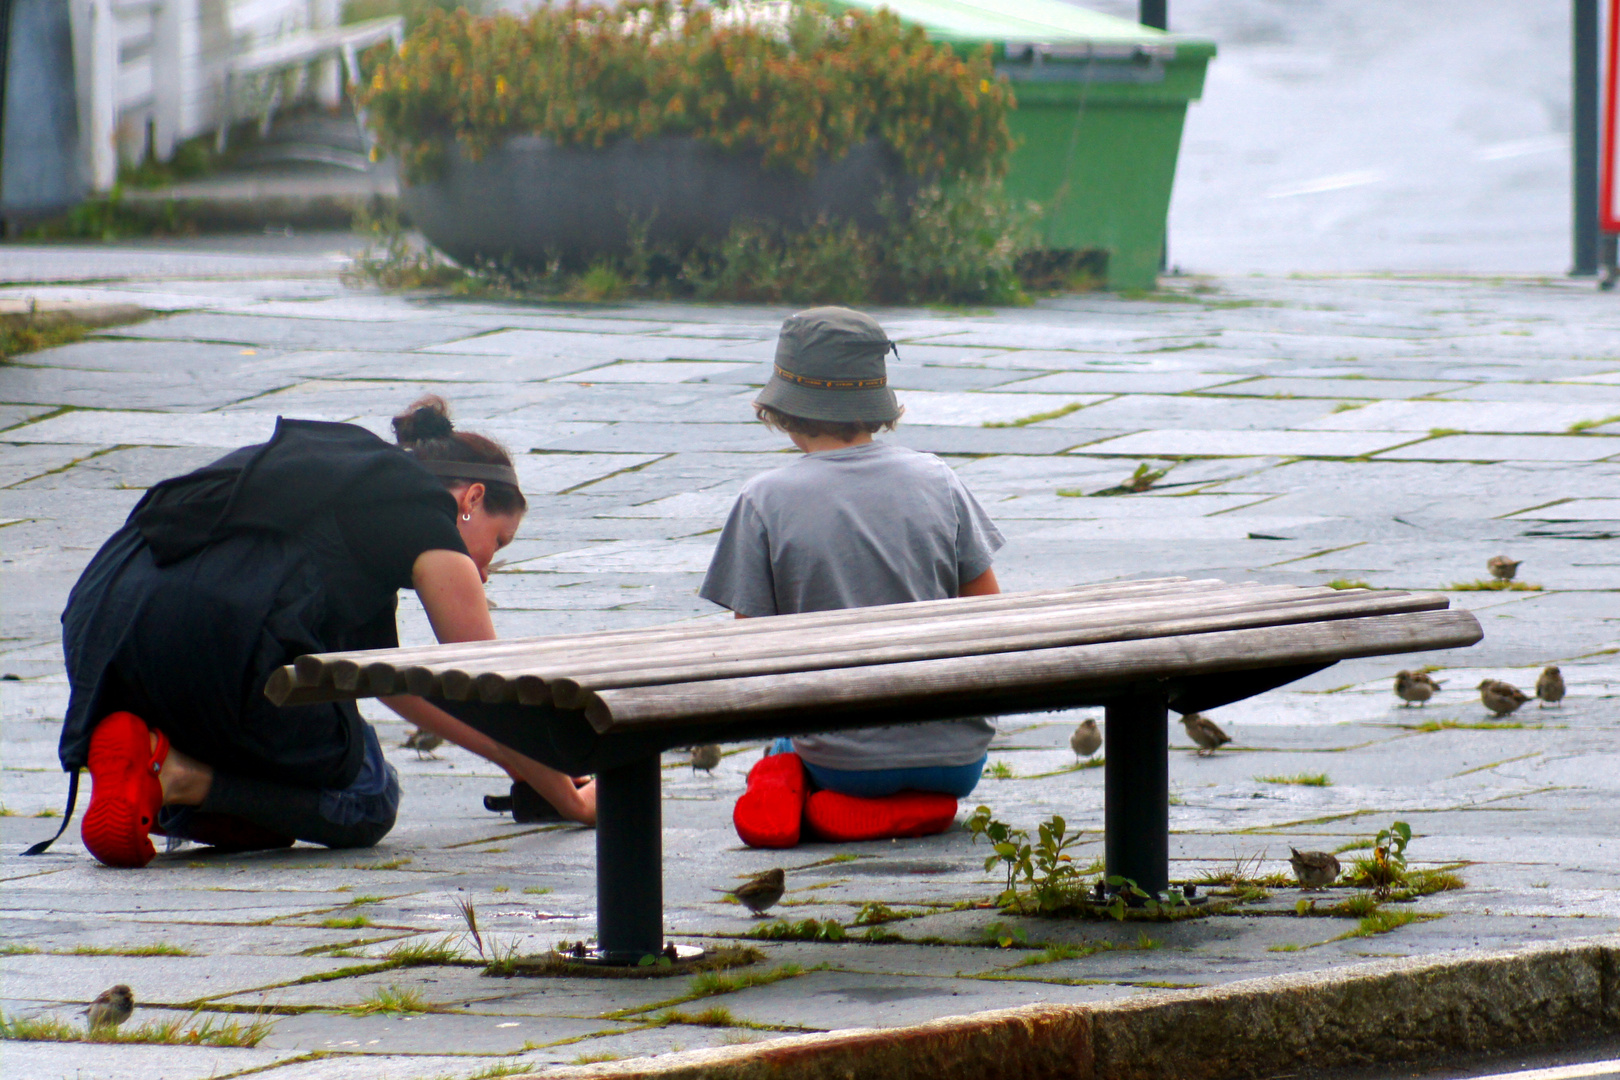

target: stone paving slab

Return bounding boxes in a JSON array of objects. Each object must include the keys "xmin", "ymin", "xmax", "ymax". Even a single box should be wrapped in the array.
[{"xmin": 3, "ymin": 267, "xmax": 1620, "ymax": 1076}]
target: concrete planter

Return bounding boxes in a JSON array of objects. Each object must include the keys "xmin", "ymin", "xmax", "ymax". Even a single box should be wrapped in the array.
[{"xmin": 399, "ymin": 134, "xmax": 909, "ymax": 269}]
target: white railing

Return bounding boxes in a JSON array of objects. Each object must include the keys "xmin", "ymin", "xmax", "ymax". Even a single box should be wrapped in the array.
[{"xmin": 70, "ymin": 0, "xmax": 402, "ymax": 191}]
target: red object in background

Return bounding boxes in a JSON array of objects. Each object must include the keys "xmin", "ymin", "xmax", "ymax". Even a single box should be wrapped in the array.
[{"xmin": 1603, "ymin": 0, "xmax": 1620, "ymax": 232}]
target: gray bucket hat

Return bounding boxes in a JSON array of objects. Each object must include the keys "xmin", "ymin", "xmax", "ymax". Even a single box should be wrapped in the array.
[{"xmin": 754, "ymin": 307, "xmax": 901, "ymax": 423}]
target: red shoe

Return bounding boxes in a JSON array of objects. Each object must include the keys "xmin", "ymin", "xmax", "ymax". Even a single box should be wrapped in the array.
[
  {"xmin": 804, "ymin": 790, "xmax": 959, "ymax": 842},
  {"xmin": 732, "ymin": 752, "xmax": 806, "ymax": 849},
  {"xmin": 81, "ymin": 712, "xmax": 168, "ymax": 868}
]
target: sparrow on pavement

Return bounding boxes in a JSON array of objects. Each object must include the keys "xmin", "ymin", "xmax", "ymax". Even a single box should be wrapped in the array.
[
  {"xmin": 84, "ymin": 984, "xmax": 134, "ymax": 1031},
  {"xmin": 1478, "ymin": 679, "xmax": 1530, "ymax": 717},
  {"xmin": 716, "ymin": 868, "xmax": 786, "ymax": 916},
  {"xmin": 1487, "ymin": 556, "xmax": 1522, "ymax": 582},
  {"xmin": 405, "ymin": 729, "xmax": 444, "ymax": 759},
  {"xmin": 1289, "ymin": 849, "xmax": 1341, "ymax": 890},
  {"xmin": 1069, "ymin": 718, "xmax": 1102, "ymax": 760},
  {"xmin": 1394, "ymin": 670, "xmax": 1440, "ymax": 707},
  {"xmin": 690, "ymin": 744, "xmax": 723, "ymax": 774},
  {"xmin": 1180, "ymin": 713, "xmax": 1232, "ymax": 756},
  {"xmin": 1536, "ymin": 666, "xmax": 1565, "ymax": 708}
]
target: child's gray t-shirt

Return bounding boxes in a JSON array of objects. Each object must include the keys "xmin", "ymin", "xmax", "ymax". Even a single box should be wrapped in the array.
[{"xmin": 698, "ymin": 441, "xmax": 1005, "ymax": 770}]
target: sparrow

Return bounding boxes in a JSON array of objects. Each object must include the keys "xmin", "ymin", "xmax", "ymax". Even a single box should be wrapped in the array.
[
  {"xmin": 1180, "ymin": 713, "xmax": 1231, "ymax": 756},
  {"xmin": 690, "ymin": 744, "xmax": 723, "ymax": 774},
  {"xmin": 1069, "ymin": 718, "xmax": 1102, "ymax": 760},
  {"xmin": 1487, "ymin": 556, "xmax": 1522, "ymax": 582},
  {"xmin": 715, "ymin": 868, "xmax": 785, "ymax": 915},
  {"xmin": 1289, "ymin": 849, "xmax": 1341, "ymax": 890},
  {"xmin": 408, "ymin": 730, "xmax": 444, "ymax": 759},
  {"xmin": 84, "ymin": 984, "xmax": 134, "ymax": 1031},
  {"xmin": 1536, "ymin": 666, "xmax": 1565, "ymax": 708},
  {"xmin": 1393, "ymin": 670, "xmax": 1440, "ymax": 707},
  {"xmin": 1478, "ymin": 679, "xmax": 1529, "ymax": 717}
]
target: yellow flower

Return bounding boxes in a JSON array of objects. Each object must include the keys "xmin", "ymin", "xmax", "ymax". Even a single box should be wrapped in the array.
[
  {"xmin": 371, "ymin": 70, "xmax": 386, "ymax": 90},
  {"xmin": 496, "ymin": 75, "xmax": 509, "ymax": 95},
  {"xmin": 979, "ymin": 78, "xmax": 989, "ymax": 94}
]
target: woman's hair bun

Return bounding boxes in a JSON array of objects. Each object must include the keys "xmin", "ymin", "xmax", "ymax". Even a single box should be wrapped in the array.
[{"xmin": 392, "ymin": 395, "xmax": 455, "ymax": 444}]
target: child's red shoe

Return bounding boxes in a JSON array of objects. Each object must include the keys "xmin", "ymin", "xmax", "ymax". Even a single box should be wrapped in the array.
[
  {"xmin": 81, "ymin": 712, "xmax": 168, "ymax": 868},
  {"xmin": 804, "ymin": 790, "xmax": 958, "ymax": 842},
  {"xmin": 732, "ymin": 752, "xmax": 806, "ymax": 849}
]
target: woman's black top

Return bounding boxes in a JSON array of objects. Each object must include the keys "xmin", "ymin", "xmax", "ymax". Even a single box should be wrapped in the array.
[{"xmin": 59, "ymin": 419, "xmax": 468, "ymax": 791}]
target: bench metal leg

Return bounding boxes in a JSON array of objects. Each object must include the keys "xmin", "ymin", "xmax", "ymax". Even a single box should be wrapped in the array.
[
  {"xmin": 1104, "ymin": 690, "xmax": 1169, "ymax": 896},
  {"xmin": 595, "ymin": 754, "xmax": 663, "ymax": 964}
]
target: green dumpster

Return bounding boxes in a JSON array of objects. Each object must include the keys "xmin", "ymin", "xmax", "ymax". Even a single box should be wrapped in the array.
[{"xmin": 829, "ymin": 0, "xmax": 1216, "ymax": 291}]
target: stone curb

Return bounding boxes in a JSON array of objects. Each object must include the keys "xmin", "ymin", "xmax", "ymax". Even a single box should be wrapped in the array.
[{"xmin": 528, "ymin": 934, "xmax": 1620, "ymax": 1080}]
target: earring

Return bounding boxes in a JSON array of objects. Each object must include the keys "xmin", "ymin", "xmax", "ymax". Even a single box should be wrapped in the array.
[{"xmin": 461, "ymin": 512, "xmax": 471, "ymax": 521}]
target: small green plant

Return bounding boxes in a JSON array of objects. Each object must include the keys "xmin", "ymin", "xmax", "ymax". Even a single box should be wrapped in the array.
[
  {"xmin": 965, "ymin": 807, "xmax": 1087, "ymax": 914},
  {"xmin": 982, "ymin": 921, "xmax": 1029, "ymax": 949},
  {"xmin": 67, "ymin": 943, "xmax": 190, "ymax": 957},
  {"xmin": 349, "ymin": 984, "xmax": 432, "ymax": 1015},
  {"xmin": 1350, "ymin": 820, "xmax": 1411, "ymax": 899},
  {"xmin": 573, "ymin": 1052, "xmax": 622, "ymax": 1064},
  {"xmin": 1325, "ymin": 579, "xmax": 1372, "ymax": 590},
  {"xmin": 744, "ymin": 919, "xmax": 844, "ymax": 942},
  {"xmin": 385, "ymin": 936, "xmax": 460, "ymax": 966},
  {"xmin": 1569, "ymin": 414, "xmax": 1620, "ymax": 432},
  {"xmin": 656, "ymin": 1005, "xmax": 738, "ymax": 1027},
  {"xmin": 320, "ymin": 915, "xmax": 372, "ymax": 929},
  {"xmin": 1255, "ymin": 773, "xmax": 1332, "ymax": 787},
  {"xmin": 0, "ymin": 1010, "xmax": 273, "ymax": 1046},
  {"xmin": 346, "ymin": 209, "xmax": 466, "ymax": 290},
  {"xmin": 852, "ymin": 902, "xmax": 904, "ymax": 926},
  {"xmin": 1449, "ymin": 579, "xmax": 1542, "ymax": 592},
  {"xmin": 983, "ymin": 760, "xmax": 1015, "ymax": 779},
  {"xmin": 688, "ymin": 964, "xmax": 802, "ymax": 999},
  {"xmin": 1122, "ymin": 463, "xmax": 1167, "ymax": 493},
  {"xmin": 522, "ymin": 886, "xmax": 552, "ymax": 895}
]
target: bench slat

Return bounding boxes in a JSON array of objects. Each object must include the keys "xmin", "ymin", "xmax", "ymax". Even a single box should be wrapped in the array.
[
  {"xmin": 580, "ymin": 608, "xmax": 1483, "ymax": 732},
  {"xmin": 545, "ymin": 590, "xmax": 1450, "ymax": 707},
  {"xmin": 276, "ymin": 578, "xmax": 1233, "ymax": 702}
]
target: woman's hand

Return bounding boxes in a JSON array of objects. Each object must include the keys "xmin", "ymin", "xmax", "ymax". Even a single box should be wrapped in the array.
[
  {"xmin": 400, "ymin": 549, "xmax": 596, "ymax": 826},
  {"xmin": 382, "ymin": 695, "xmax": 597, "ymax": 826}
]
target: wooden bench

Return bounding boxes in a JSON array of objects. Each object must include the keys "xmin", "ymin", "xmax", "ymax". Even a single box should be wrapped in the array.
[{"xmin": 268, "ymin": 578, "xmax": 1482, "ymax": 964}]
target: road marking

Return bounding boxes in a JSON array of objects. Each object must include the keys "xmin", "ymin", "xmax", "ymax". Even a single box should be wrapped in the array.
[
  {"xmin": 1266, "ymin": 169, "xmax": 1387, "ymax": 198},
  {"xmin": 1471, "ymin": 1059, "xmax": 1620, "ymax": 1080}
]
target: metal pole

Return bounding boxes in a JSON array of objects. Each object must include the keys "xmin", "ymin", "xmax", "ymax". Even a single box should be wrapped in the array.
[
  {"xmin": 1575, "ymin": 0, "xmax": 1601, "ymax": 275},
  {"xmin": 594, "ymin": 755, "xmax": 663, "ymax": 964},
  {"xmin": 1103, "ymin": 690, "xmax": 1170, "ymax": 896}
]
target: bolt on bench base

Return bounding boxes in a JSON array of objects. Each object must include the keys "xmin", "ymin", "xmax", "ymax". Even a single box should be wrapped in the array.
[{"xmin": 1104, "ymin": 691, "xmax": 1170, "ymax": 897}]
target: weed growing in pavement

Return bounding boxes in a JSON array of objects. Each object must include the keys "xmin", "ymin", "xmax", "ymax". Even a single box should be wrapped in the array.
[
  {"xmin": 0, "ymin": 1009, "xmax": 274, "ymax": 1046},
  {"xmin": 1325, "ymin": 579, "xmax": 1372, "ymax": 590},
  {"xmin": 1449, "ymin": 579, "xmax": 1542, "ymax": 592},
  {"xmin": 1350, "ymin": 820, "xmax": 1410, "ymax": 899},
  {"xmin": 983, "ymin": 760, "xmax": 1015, "ymax": 779},
  {"xmin": 1255, "ymin": 773, "xmax": 1332, "ymax": 787},
  {"xmin": 347, "ymin": 985, "xmax": 433, "ymax": 1015},
  {"xmin": 744, "ymin": 918, "xmax": 844, "ymax": 942}
]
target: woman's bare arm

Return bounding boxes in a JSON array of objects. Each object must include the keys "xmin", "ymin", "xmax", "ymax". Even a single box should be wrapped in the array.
[{"xmin": 399, "ymin": 548, "xmax": 596, "ymax": 825}]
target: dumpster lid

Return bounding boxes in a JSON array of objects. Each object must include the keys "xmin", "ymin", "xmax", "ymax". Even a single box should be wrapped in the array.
[{"xmin": 827, "ymin": 0, "xmax": 1183, "ymax": 57}]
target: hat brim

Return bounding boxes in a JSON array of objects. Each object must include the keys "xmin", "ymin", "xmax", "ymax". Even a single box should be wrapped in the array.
[{"xmin": 755, "ymin": 375, "xmax": 900, "ymax": 423}]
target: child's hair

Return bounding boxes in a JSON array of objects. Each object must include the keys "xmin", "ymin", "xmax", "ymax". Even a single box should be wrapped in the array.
[
  {"xmin": 754, "ymin": 403, "xmax": 902, "ymax": 441},
  {"xmin": 392, "ymin": 395, "xmax": 528, "ymax": 516}
]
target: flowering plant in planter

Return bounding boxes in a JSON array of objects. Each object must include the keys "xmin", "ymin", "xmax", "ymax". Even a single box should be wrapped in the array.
[{"xmin": 359, "ymin": 0, "xmax": 1014, "ymax": 185}]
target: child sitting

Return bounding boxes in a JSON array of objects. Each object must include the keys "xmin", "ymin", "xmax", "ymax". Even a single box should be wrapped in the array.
[{"xmin": 699, "ymin": 307, "xmax": 1005, "ymax": 847}]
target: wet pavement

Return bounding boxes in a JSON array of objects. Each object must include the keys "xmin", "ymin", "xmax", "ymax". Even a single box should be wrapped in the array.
[{"xmin": 0, "ymin": 243, "xmax": 1617, "ymax": 1077}]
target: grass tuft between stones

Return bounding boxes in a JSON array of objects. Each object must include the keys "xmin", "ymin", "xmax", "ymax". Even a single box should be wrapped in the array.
[{"xmin": 0, "ymin": 1009, "xmax": 274, "ymax": 1047}]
